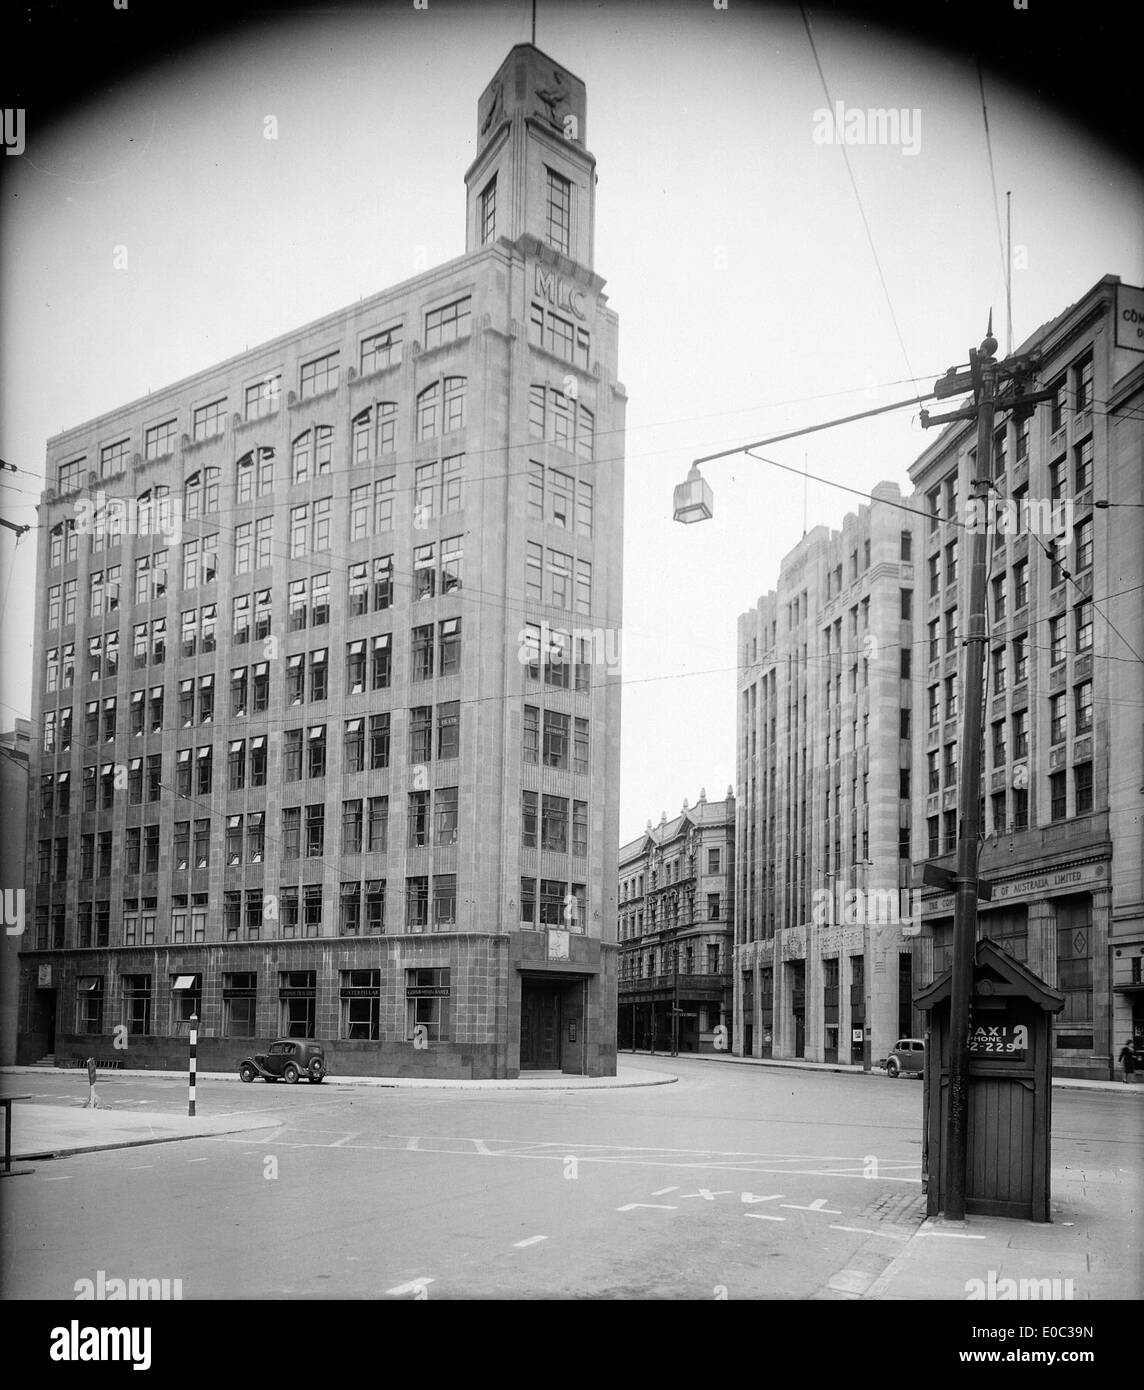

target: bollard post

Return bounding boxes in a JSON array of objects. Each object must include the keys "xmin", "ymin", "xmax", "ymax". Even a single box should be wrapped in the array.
[
  {"xmin": 188, "ymin": 1014, "xmax": 198, "ymax": 1117},
  {"xmin": 85, "ymin": 1056, "xmax": 98, "ymax": 1110}
]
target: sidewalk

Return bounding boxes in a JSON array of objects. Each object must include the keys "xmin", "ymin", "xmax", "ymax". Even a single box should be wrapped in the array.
[
  {"xmin": 623, "ymin": 1048, "xmax": 1144, "ymax": 1094},
  {"xmin": 856, "ymin": 1157, "xmax": 1141, "ymax": 1300},
  {"xmin": 0, "ymin": 1104, "xmax": 282, "ymax": 1164}
]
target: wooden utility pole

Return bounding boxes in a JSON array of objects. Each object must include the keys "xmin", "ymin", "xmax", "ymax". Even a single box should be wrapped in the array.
[{"xmin": 920, "ymin": 317, "xmax": 1056, "ymax": 1220}]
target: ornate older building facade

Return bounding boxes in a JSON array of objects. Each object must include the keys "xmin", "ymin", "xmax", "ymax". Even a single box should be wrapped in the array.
[
  {"xmin": 20, "ymin": 44, "xmax": 625, "ymax": 1079},
  {"xmin": 617, "ymin": 790, "xmax": 735, "ymax": 1053}
]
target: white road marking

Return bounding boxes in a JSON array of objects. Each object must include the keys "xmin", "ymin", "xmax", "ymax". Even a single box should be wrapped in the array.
[
  {"xmin": 745, "ymin": 1213, "xmax": 785, "ymax": 1222},
  {"xmin": 472, "ymin": 1139, "xmax": 491, "ymax": 1155},
  {"xmin": 828, "ymin": 1225, "xmax": 910, "ymax": 1241},
  {"xmin": 741, "ymin": 1193, "xmax": 784, "ymax": 1203},
  {"xmin": 329, "ymin": 1133, "xmax": 361, "ymax": 1147},
  {"xmin": 40, "ymin": 1175, "xmax": 73, "ymax": 1181},
  {"xmin": 405, "ymin": 1137, "xmax": 421, "ymax": 1151},
  {"xmin": 513, "ymin": 1235, "xmax": 547, "ymax": 1248},
  {"xmin": 916, "ymin": 1228, "xmax": 987, "ymax": 1239},
  {"xmin": 780, "ymin": 1199, "xmax": 842, "ymax": 1214},
  {"xmin": 617, "ymin": 1203, "xmax": 677, "ymax": 1211},
  {"xmin": 651, "ymin": 1186, "xmax": 679, "ymax": 1196},
  {"xmin": 680, "ymin": 1189, "xmax": 732, "ymax": 1201},
  {"xmin": 386, "ymin": 1277, "xmax": 434, "ymax": 1296},
  {"xmin": 186, "ymin": 1157, "xmax": 210, "ymax": 1163},
  {"xmin": 127, "ymin": 1165, "xmax": 154, "ymax": 1170}
]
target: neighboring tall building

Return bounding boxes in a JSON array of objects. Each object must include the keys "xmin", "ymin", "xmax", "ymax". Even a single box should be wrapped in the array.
[
  {"xmin": 617, "ymin": 789, "xmax": 735, "ymax": 1053},
  {"xmin": 735, "ymin": 486, "xmax": 917, "ymax": 1065},
  {"xmin": 908, "ymin": 275, "xmax": 1143, "ymax": 1080},
  {"xmin": 1, "ymin": 720, "xmax": 31, "ymax": 1066},
  {"xmin": 735, "ymin": 275, "xmax": 1143, "ymax": 1080},
  {"xmin": 20, "ymin": 44, "xmax": 625, "ymax": 1078}
]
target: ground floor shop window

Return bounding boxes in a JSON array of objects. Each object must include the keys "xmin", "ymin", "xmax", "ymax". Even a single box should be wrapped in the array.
[
  {"xmin": 279, "ymin": 971, "xmax": 316, "ymax": 1037},
  {"xmin": 341, "ymin": 970, "xmax": 381, "ymax": 1039},
  {"xmin": 75, "ymin": 976, "xmax": 103, "ymax": 1034},
  {"xmin": 405, "ymin": 966, "xmax": 450, "ymax": 1041},
  {"xmin": 223, "ymin": 974, "xmax": 257, "ymax": 1037}
]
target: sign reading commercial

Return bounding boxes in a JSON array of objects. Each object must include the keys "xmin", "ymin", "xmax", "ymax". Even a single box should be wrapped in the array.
[
  {"xmin": 921, "ymin": 860, "xmax": 1107, "ymax": 916},
  {"xmin": 1116, "ymin": 284, "xmax": 1144, "ymax": 352},
  {"xmin": 406, "ymin": 986, "xmax": 450, "ymax": 998}
]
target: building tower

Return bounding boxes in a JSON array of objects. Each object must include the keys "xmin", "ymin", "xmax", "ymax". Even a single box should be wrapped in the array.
[{"xmin": 21, "ymin": 45, "xmax": 625, "ymax": 1079}]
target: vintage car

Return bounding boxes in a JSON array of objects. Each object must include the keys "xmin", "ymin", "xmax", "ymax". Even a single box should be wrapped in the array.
[
  {"xmin": 238, "ymin": 1039, "xmax": 326, "ymax": 1084},
  {"xmin": 885, "ymin": 1037, "xmax": 926, "ymax": 1079}
]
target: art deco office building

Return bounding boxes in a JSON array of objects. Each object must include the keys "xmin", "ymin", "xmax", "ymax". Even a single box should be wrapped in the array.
[
  {"xmin": 735, "ymin": 485, "xmax": 919, "ymax": 1066},
  {"xmin": 616, "ymin": 789, "xmax": 735, "ymax": 1053},
  {"xmin": 908, "ymin": 275, "xmax": 1143, "ymax": 1080},
  {"xmin": 19, "ymin": 45, "xmax": 625, "ymax": 1078}
]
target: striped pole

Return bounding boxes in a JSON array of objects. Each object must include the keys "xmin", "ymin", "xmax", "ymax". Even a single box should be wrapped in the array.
[{"xmin": 188, "ymin": 1014, "xmax": 198, "ymax": 1117}]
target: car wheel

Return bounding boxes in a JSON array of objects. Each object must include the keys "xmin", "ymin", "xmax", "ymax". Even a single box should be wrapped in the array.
[
  {"xmin": 309, "ymin": 1074, "xmax": 324, "ymax": 1084},
  {"xmin": 239, "ymin": 1063, "xmax": 255, "ymax": 1083},
  {"xmin": 283, "ymin": 1063, "xmax": 300, "ymax": 1084},
  {"xmin": 887, "ymin": 1058, "xmax": 901, "ymax": 1078}
]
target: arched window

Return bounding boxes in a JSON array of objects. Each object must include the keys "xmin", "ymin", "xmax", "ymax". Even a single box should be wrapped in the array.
[
  {"xmin": 184, "ymin": 468, "xmax": 219, "ymax": 519},
  {"xmin": 236, "ymin": 448, "xmax": 275, "ymax": 502},
  {"xmin": 291, "ymin": 428, "xmax": 332, "ymax": 483},
  {"xmin": 352, "ymin": 403, "xmax": 398, "ymax": 464},
  {"xmin": 417, "ymin": 379, "xmax": 466, "ymax": 441}
]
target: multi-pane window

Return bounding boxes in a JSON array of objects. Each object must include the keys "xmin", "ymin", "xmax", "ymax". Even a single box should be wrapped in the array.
[
  {"xmin": 244, "ymin": 374, "xmax": 281, "ymax": 420},
  {"xmin": 183, "ymin": 467, "xmax": 220, "ymax": 520},
  {"xmin": 1074, "ymin": 761, "xmax": 1094, "ymax": 815},
  {"xmin": 1012, "ymin": 634, "xmax": 1028, "ymax": 685},
  {"xmin": 530, "ymin": 305, "xmax": 589, "ymax": 369},
  {"xmin": 434, "ymin": 787, "xmax": 459, "ymax": 846},
  {"xmin": 1049, "ymin": 770, "xmax": 1067, "ymax": 822},
  {"xmin": 352, "ymin": 402, "xmax": 398, "ymax": 463},
  {"xmin": 292, "ymin": 427, "xmax": 333, "ymax": 483},
  {"xmin": 289, "ymin": 499, "xmax": 332, "ymax": 556},
  {"xmin": 305, "ymin": 804, "xmax": 325, "ymax": 857},
  {"xmin": 100, "ymin": 438, "xmax": 131, "ymax": 478},
  {"xmin": 367, "ymin": 796, "xmax": 388, "ymax": 853},
  {"xmin": 300, "ymin": 352, "xmax": 339, "ymax": 399},
  {"xmin": 360, "ymin": 324, "xmax": 403, "ymax": 376},
  {"xmin": 369, "ymin": 713, "xmax": 390, "ymax": 770},
  {"xmin": 342, "ymin": 799, "xmax": 363, "ymax": 855},
  {"xmin": 408, "ymin": 791, "xmax": 431, "ymax": 848},
  {"xmin": 1073, "ymin": 354, "xmax": 1094, "ymax": 414},
  {"xmin": 144, "ymin": 418, "xmax": 177, "ymax": 460},
  {"xmin": 1049, "ymin": 616, "xmax": 1067, "ymax": 666},
  {"xmin": 423, "ymin": 297, "xmax": 471, "ymax": 350},
  {"xmin": 344, "ymin": 718, "xmax": 365, "ymax": 773},
  {"xmin": 1075, "ymin": 602, "xmax": 1092, "ymax": 653},
  {"xmin": 234, "ymin": 448, "xmax": 275, "ymax": 502},
  {"xmin": 192, "ymin": 398, "xmax": 227, "ymax": 441},
  {"xmin": 1013, "ymin": 560, "xmax": 1029, "ymax": 609},
  {"xmin": 412, "ymin": 625, "xmax": 434, "ymax": 681},
  {"xmin": 1074, "ymin": 517, "xmax": 1093, "ymax": 573},
  {"xmin": 545, "ymin": 168, "xmax": 572, "ymax": 253},
  {"xmin": 992, "ymin": 573, "xmax": 1007, "ymax": 624},
  {"xmin": 1074, "ymin": 436, "xmax": 1093, "ymax": 492},
  {"xmin": 1012, "ymin": 708, "xmax": 1029, "ymax": 760},
  {"xmin": 1074, "ymin": 680, "xmax": 1093, "ymax": 734},
  {"xmin": 1050, "ymin": 693, "xmax": 1067, "ymax": 745},
  {"xmin": 58, "ymin": 457, "xmax": 84, "ymax": 493},
  {"xmin": 480, "ymin": 175, "xmax": 496, "ymax": 244},
  {"xmin": 436, "ymin": 701, "xmax": 459, "ymax": 759}
]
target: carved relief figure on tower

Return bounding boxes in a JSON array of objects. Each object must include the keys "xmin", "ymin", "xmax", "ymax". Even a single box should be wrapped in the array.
[
  {"xmin": 535, "ymin": 70, "xmax": 569, "ymax": 129},
  {"xmin": 480, "ymin": 79, "xmax": 503, "ymax": 138}
]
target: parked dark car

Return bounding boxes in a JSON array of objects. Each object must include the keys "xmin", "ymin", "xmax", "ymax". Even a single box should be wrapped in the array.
[
  {"xmin": 238, "ymin": 1039, "xmax": 326, "ymax": 1084},
  {"xmin": 885, "ymin": 1037, "xmax": 925, "ymax": 1079}
]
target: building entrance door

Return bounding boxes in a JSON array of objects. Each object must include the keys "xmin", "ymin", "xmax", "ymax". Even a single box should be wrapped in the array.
[
  {"xmin": 520, "ymin": 983, "xmax": 562, "ymax": 1070},
  {"xmin": 33, "ymin": 989, "xmax": 56, "ymax": 1055}
]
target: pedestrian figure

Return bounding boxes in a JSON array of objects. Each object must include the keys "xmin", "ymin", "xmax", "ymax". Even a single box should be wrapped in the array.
[{"xmin": 1118, "ymin": 1039, "xmax": 1138, "ymax": 1084}]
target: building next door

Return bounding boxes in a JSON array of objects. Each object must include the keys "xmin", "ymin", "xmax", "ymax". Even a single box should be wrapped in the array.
[{"xmin": 520, "ymin": 981, "xmax": 562, "ymax": 1070}]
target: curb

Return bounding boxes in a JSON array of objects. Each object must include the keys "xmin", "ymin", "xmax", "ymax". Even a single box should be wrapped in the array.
[
  {"xmin": 620, "ymin": 1051, "xmax": 1142, "ymax": 1092},
  {"xmin": 1, "ymin": 1065, "xmax": 677, "ymax": 1092}
]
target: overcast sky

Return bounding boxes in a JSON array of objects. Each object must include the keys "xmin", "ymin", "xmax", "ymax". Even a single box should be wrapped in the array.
[{"xmin": 1, "ymin": 0, "xmax": 1141, "ymax": 844}]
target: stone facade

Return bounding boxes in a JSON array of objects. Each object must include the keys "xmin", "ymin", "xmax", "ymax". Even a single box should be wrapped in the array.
[
  {"xmin": 617, "ymin": 791, "xmax": 735, "ymax": 1053},
  {"xmin": 20, "ymin": 44, "xmax": 625, "ymax": 1079}
]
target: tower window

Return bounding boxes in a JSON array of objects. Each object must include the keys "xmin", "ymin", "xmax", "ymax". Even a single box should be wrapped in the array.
[
  {"xmin": 546, "ymin": 168, "xmax": 571, "ymax": 255},
  {"xmin": 480, "ymin": 175, "xmax": 496, "ymax": 245}
]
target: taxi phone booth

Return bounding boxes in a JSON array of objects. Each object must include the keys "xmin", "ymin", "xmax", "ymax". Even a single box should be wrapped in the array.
[{"xmin": 916, "ymin": 938, "xmax": 1064, "ymax": 1222}]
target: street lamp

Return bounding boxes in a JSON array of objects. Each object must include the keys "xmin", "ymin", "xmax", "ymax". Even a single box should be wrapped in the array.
[{"xmin": 672, "ymin": 464, "xmax": 713, "ymax": 524}]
